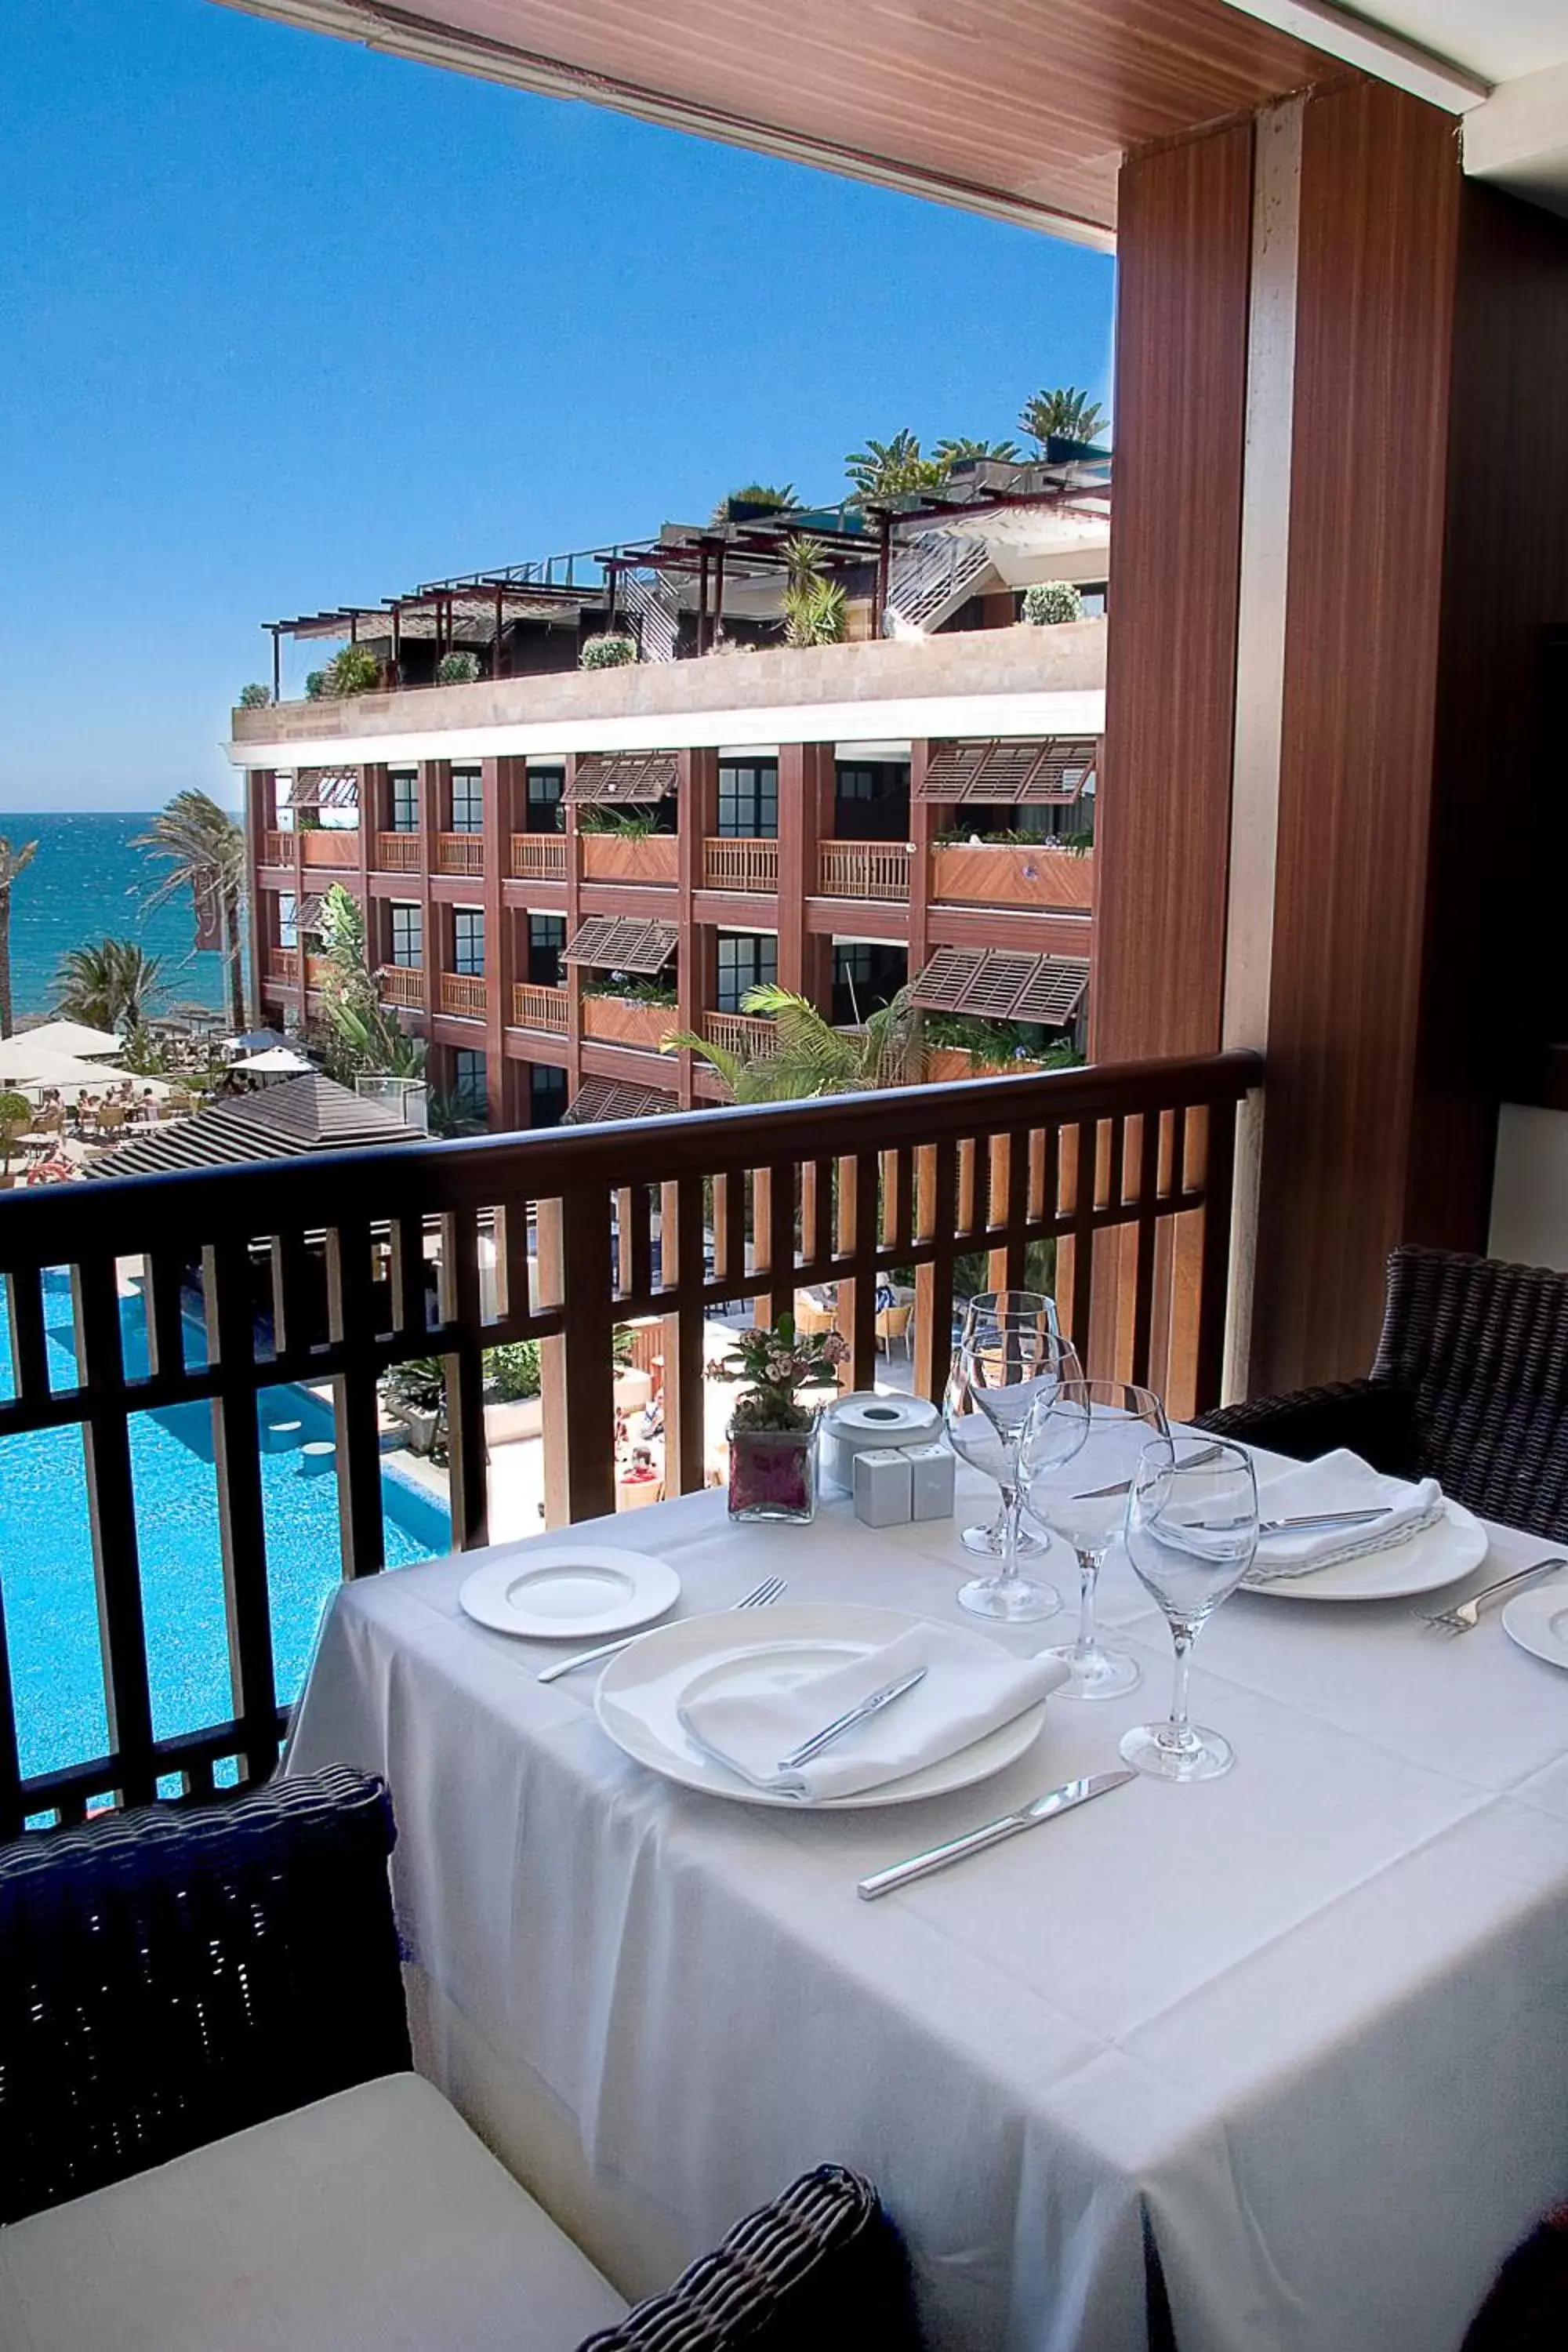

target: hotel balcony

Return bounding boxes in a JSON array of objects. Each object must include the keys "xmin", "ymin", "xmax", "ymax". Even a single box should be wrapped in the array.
[
  {"xmin": 375, "ymin": 829, "xmax": 423, "ymax": 873},
  {"xmin": 702, "ymin": 837, "xmax": 779, "ymax": 892},
  {"xmin": 438, "ymin": 971, "xmax": 488, "ymax": 1020},
  {"xmin": 930, "ymin": 840, "xmax": 1094, "ymax": 913},
  {"xmin": 581, "ymin": 994, "xmax": 676, "ymax": 1054},
  {"xmin": 435, "ymin": 831, "xmax": 485, "ymax": 878},
  {"xmin": 260, "ymin": 827, "xmax": 292, "ymax": 869},
  {"xmin": 818, "ymin": 840, "xmax": 912, "ymax": 901},
  {"xmin": 510, "ymin": 982, "xmax": 569, "ymax": 1034},
  {"xmin": 378, "ymin": 964, "xmax": 424, "ymax": 1010},
  {"xmin": 299, "ymin": 828, "xmax": 360, "ymax": 869},
  {"xmin": 510, "ymin": 833, "xmax": 568, "ymax": 882},
  {"xmin": 581, "ymin": 831, "xmax": 678, "ymax": 885}
]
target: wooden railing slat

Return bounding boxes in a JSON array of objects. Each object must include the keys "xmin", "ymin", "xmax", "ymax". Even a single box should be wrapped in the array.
[
  {"xmin": 327, "ymin": 1218, "xmax": 387, "ymax": 1578},
  {"xmin": 440, "ymin": 1208, "xmax": 490, "ymax": 1551},
  {"xmin": 5, "ymin": 1265, "xmax": 49, "ymax": 1409},
  {"xmin": 72, "ymin": 1256, "xmax": 158, "ymax": 1809},
  {"xmin": 205, "ymin": 1237, "xmax": 280, "ymax": 1784}
]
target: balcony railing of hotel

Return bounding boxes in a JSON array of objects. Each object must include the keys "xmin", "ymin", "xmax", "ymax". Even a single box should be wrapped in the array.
[
  {"xmin": 0, "ymin": 1049, "xmax": 1256, "ymax": 1831},
  {"xmin": 702, "ymin": 837, "xmax": 779, "ymax": 893},
  {"xmin": 439, "ymin": 971, "xmax": 488, "ymax": 1020},
  {"xmin": 581, "ymin": 833, "xmax": 679, "ymax": 885},
  {"xmin": 511, "ymin": 982, "xmax": 570, "ymax": 1034},
  {"xmin": 379, "ymin": 965, "xmax": 425, "ymax": 1010},
  {"xmin": 299, "ymin": 831, "xmax": 360, "ymax": 869},
  {"xmin": 818, "ymin": 840, "xmax": 913, "ymax": 902},
  {"xmin": 304, "ymin": 953, "xmax": 330, "ymax": 989},
  {"xmin": 701, "ymin": 1011, "xmax": 782, "ymax": 1062},
  {"xmin": 436, "ymin": 833, "xmax": 485, "ymax": 879},
  {"xmin": 510, "ymin": 834, "xmax": 568, "ymax": 883},
  {"xmin": 266, "ymin": 946, "xmax": 297, "ymax": 985},
  {"xmin": 930, "ymin": 840, "xmax": 1094, "ymax": 913},
  {"xmin": 260, "ymin": 828, "xmax": 292, "ymax": 869},
  {"xmin": 376, "ymin": 831, "xmax": 423, "ymax": 874}
]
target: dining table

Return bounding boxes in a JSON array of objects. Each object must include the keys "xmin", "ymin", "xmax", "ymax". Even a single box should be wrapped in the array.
[{"xmin": 284, "ymin": 1449, "xmax": 1568, "ymax": 2352}]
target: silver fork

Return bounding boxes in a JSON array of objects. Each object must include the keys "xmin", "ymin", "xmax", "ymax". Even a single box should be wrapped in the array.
[
  {"xmin": 536, "ymin": 1575, "xmax": 786, "ymax": 1682},
  {"xmin": 1414, "ymin": 1557, "xmax": 1568, "ymax": 1635}
]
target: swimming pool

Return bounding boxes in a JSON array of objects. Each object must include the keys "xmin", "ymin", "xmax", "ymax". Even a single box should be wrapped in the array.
[{"xmin": 0, "ymin": 1270, "xmax": 450, "ymax": 1785}]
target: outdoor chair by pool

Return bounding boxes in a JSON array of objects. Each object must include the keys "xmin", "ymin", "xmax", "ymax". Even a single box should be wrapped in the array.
[
  {"xmin": 1197, "ymin": 1243, "xmax": 1568, "ymax": 1542},
  {"xmin": 0, "ymin": 1765, "xmax": 920, "ymax": 2352}
]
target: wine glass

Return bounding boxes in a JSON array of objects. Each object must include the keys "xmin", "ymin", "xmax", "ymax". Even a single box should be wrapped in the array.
[
  {"xmin": 1119, "ymin": 1436, "xmax": 1258, "ymax": 1781},
  {"xmin": 1022, "ymin": 1380, "xmax": 1167, "ymax": 1699},
  {"xmin": 942, "ymin": 1316, "xmax": 1074, "ymax": 1621},
  {"xmin": 956, "ymin": 1292, "xmax": 1073, "ymax": 1558}
]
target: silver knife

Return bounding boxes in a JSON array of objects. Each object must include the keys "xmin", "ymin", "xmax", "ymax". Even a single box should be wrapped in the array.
[
  {"xmin": 779, "ymin": 1665, "xmax": 928, "ymax": 1772},
  {"xmin": 1072, "ymin": 1442, "xmax": 1225, "ymax": 1501},
  {"xmin": 1258, "ymin": 1507, "xmax": 1390, "ymax": 1535},
  {"xmin": 857, "ymin": 1768, "xmax": 1135, "ymax": 1901}
]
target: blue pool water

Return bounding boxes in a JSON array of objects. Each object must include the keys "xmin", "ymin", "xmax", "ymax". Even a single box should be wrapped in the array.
[{"xmin": 0, "ymin": 1272, "xmax": 450, "ymax": 1784}]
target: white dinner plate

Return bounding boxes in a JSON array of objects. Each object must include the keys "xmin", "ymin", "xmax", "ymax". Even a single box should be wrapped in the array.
[
  {"xmin": 459, "ymin": 1544, "xmax": 681, "ymax": 1639},
  {"xmin": 595, "ymin": 1602, "xmax": 1049, "ymax": 1809},
  {"xmin": 1501, "ymin": 1579, "xmax": 1568, "ymax": 1670},
  {"xmin": 1243, "ymin": 1497, "xmax": 1488, "ymax": 1601}
]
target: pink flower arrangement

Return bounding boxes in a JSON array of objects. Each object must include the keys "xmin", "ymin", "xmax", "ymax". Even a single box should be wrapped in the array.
[{"xmin": 709, "ymin": 1312, "xmax": 848, "ymax": 1433}]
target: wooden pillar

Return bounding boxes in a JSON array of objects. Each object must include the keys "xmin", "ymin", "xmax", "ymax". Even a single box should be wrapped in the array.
[
  {"xmin": 243, "ymin": 770, "xmax": 269, "ymax": 1029},
  {"xmin": 481, "ymin": 759, "xmax": 510, "ymax": 1130},
  {"xmin": 907, "ymin": 741, "xmax": 934, "ymax": 989},
  {"xmin": 776, "ymin": 742, "xmax": 825, "ymax": 998},
  {"xmin": 675, "ymin": 748, "xmax": 717, "ymax": 1104},
  {"xmin": 419, "ymin": 760, "xmax": 441, "ymax": 1033}
]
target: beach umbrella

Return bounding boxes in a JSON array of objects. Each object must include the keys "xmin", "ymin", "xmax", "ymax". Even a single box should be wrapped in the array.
[
  {"xmin": 233, "ymin": 1045, "xmax": 316, "ymax": 1076},
  {"xmin": 14, "ymin": 1019, "xmax": 123, "ymax": 1059}
]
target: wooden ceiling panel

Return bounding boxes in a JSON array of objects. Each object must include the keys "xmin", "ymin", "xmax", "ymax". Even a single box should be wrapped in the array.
[{"xmin": 225, "ymin": 0, "xmax": 1341, "ymax": 241}]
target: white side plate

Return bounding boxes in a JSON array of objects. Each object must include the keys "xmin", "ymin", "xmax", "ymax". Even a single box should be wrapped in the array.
[
  {"xmin": 1243, "ymin": 1498, "xmax": 1488, "ymax": 1602},
  {"xmin": 596, "ymin": 1602, "xmax": 1048, "ymax": 1809},
  {"xmin": 1501, "ymin": 1581, "xmax": 1568, "ymax": 1670},
  {"xmin": 460, "ymin": 1544, "xmax": 681, "ymax": 1639}
]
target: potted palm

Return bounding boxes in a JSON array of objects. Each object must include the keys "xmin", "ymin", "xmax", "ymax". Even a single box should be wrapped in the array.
[
  {"xmin": 0, "ymin": 1090, "xmax": 33, "ymax": 1189},
  {"xmin": 710, "ymin": 1312, "xmax": 847, "ymax": 1523}
]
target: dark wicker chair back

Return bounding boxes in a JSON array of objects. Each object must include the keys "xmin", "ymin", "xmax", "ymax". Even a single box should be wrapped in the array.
[
  {"xmin": 0, "ymin": 1764, "xmax": 410, "ymax": 2224},
  {"xmin": 1371, "ymin": 1246, "xmax": 1568, "ymax": 1539}
]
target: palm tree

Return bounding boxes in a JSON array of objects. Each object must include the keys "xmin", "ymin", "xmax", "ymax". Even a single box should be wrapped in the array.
[
  {"xmin": 56, "ymin": 939, "xmax": 166, "ymax": 1033},
  {"xmin": 933, "ymin": 436, "xmax": 1022, "ymax": 466},
  {"xmin": 665, "ymin": 982, "xmax": 922, "ymax": 1102},
  {"xmin": 1018, "ymin": 387, "xmax": 1109, "ymax": 451},
  {"xmin": 134, "ymin": 789, "xmax": 247, "ymax": 1032},
  {"xmin": 710, "ymin": 482, "xmax": 800, "ymax": 523},
  {"xmin": 0, "ymin": 835, "xmax": 38, "ymax": 1039},
  {"xmin": 844, "ymin": 430, "xmax": 951, "ymax": 501}
]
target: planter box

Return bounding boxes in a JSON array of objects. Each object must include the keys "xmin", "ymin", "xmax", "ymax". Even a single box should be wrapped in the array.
[
  {"xmin": 583, "ymin": 996, "xmax": 675, "ymax": 1053},
  {"xmin": 582, "ymin": 833, "xmax": 678, "ymax": 885},
  {"xmin": 924, "ymin": 1047, "xmax": 1046, "ymax": 1084},
  {"xmin": 299, "ymin": 830, "xmax": 361, "ymax": 869},
  {"xmin": 484, "ymin": 1395, "xmax": 544, "ymax": 1446},
  {"xmin": 930, "ymin": 843, "xmax": 1093, "ymax": 912}
]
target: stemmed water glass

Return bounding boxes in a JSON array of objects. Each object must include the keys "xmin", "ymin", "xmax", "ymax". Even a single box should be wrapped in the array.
[
  {"xmin": 1120, "ymin": 1436, "xmax": 1258, "ymax": 1781},
  {"xmin": 1022, "ymin": 1379, "xmax": 1167, "ymax": 1699},
  {"xmin": 956, "ymin": 1292, "xmax": 1071, "ymax": 1559},
  {"xmin": 942, "ymin": 1312, "xmax": 1076, "ymax": 1621}
]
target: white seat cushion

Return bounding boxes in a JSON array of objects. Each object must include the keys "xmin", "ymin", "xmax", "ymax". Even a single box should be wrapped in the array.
[{"xmin": 0, "ymin": 2072, "xmax": 628, "ymax": 2351}]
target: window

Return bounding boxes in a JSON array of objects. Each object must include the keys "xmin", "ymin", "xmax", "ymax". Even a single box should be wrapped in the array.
[
  {"xmin": 452, "ymin": 909, "xmax": 485, "ymax": 976},
  {"xmin": 528, "ymin": 1062, "xmax": 568, "ymax": 1129},
  {"xmin": 277, "ymin": 891, "xmax": 297, "ymax": 949},
  {"xmin": 450, "ymin": 767, "xmax": 484, "ymax": 832},
  {"xmin": 717, "ymin": 759, "xmax": 778, "ymax": 839},
  {"xmin": 715, "ymin": 931, "xmax": 776, "ymax": 1014},
  {"xmin": 832, "ymin": 941, "xmax": 906, "ymax": 1027},
  {"xmin": 389, "ymin": 902, "xmax": 422, "ymax": 968},
  {"xmin": 390, "ymin": 769, "xmax": 419, "ymax": 832},
  {"xmin": 835, "ymin": 760, "xmax": 910, "ymax": 844},
  {"xmin": 528, "ymin": 913, "xmax": 565, "ymax": 986},
  {"xmin": 452, "ymin": 1049, "xmax": 488, "ymax": 1123},
  {"xmin": 526, "ymin": 766, "xmax": 565, "ymax": 833}
]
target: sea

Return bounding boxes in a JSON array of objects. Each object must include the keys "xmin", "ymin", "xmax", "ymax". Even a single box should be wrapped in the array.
[{"xmin": 2, "ymin": 811, "xmax": 234, "ymax": 1022}]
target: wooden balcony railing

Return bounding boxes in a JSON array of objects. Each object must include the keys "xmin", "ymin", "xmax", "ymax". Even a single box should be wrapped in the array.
[
  {"xmin": 439, "ymin": 971, "xmax": 488, "ymax": 1020},
  {"xmin": 0, "ymin": 1047, "xmax": 1258, "ymax": 1832},
  {"xmin": 510, "ymin": 982, "xmax": 569, "ymax": 1033},
  {"xmin": 376, "ymin": 831, "xmax": 423, "ymax": 874},
  {"xmin": 266, "ymin": 946, "xmax": 298, "ymax": 985},
  {"xmin": 510, "ymin": 833, "xmax": 568, "ymax": 882},
  {"xmin": 702, "ymin": 1011, "xmax": 782, "ymax": 1062},
  {"xmin": 303, "ymin": 954, "xmax": 330, "ymax": 989},
  {"xmin": 260, "ymin": 829, "xmax": 292, "ymax": 869},
  {"xmin": 437, "ymin": 832, "xmax": 485, "ymax": 878},
  {"xmin": 582, "ymin": 996, "xmax": 675, "ymax": 1054},
  {"xmin": 702, "ymin": 837, "xmax": 779, "ymax": 893},
  {"xmin": 817, "ymin": 840, "xmax": 913, "ymax": 901},
  {"xmin": 582, "ymin": 833, "xmax": 679, "ymax": 885},
  {"xmin": 299, "ymin": 830, "xmax": 360, "ymax": 869},
  {"xmin": 930, "ymin": 841, "xmax": 1094, "ymax": 913},
  {"xmin": 379, "ymin": 964, "xmax": 425, "ymax": 1009}
]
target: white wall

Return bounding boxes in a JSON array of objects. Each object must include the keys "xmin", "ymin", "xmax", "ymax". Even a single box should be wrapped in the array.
[{"xmin": 1489, "ymin": 1102, "xmax": 1568, "ymax": 1270}]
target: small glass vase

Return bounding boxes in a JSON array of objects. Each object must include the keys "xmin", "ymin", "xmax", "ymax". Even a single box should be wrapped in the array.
[{"xmin": 728, "ymin": 1421, "xmax": 818, "ymax": 1523}]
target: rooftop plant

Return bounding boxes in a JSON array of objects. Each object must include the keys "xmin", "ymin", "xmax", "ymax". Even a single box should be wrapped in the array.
[
  {"xmin": 577, "ymin": 808, "xmax": 659, "ymax": 839},
  {"xmin": 781, "ymin": 535, "xmax": 847, "ymax": 648},
  {"xmin": 322, "ymin": 644, "xmax": 381, "ymax": 697},
  {"xmin": 580, "ymin": 633, "xmax": 637, "ymax": 670},
  {"xmin": 437, "ymin": 649, "xmax": 480, "ymax": 684},
  {"xmin": 1018, "ymin": 387, "xmax": 1109, "ymax": 451},
  {"xmin": 1022, "ymin": 581, "xmax": 1085, "ymax": 626},
  {"xmin": 844, "ymin": 430, "xmax": 950, "ymax": 500},
  {"xmin": 582, "ymin": 971, "xmax": 677, "ymax": 1006},
  {"xmin": 711, "ymin": 483, "xmax": 800, "ymax": 522},
  {"xmin": 238, "ymin": 683, "xmax": 271, "ymax": 708}
]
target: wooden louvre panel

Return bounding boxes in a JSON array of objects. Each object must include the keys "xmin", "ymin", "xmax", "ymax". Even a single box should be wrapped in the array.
[
  {"xmin": 296, "ymin": 896, "xmax": 328, "ymax": 931},
  {"xmin": 562, "ymin": 916, "xmax": 679, "ymax": 973},
  {"xmin": 561, "ymin": 1076, "xmax": 681, "ymax": 1125},
  {"xmin": 566, "ymin": 751, "xmax": 681, "ymax": 804},
  {"xmin": 289, "ymin": 768, "xmax": 361, "ymax": 810},
  {"xmin": 1011, "ymin": 956, "xmax": 1091, "ymax": 1025},
  {"xmin": 916, "ymin": 739, "xmax": 1099, "ymax": 804},
  {"xmin": 912, "ymin": 947, "xmax": 1091, "ymax": 1024}
]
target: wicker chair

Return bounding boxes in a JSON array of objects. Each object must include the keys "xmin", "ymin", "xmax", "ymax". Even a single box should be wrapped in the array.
[
  {"xmin": 1197, "ymin": 1244, "xmax": 1568, "ymax": 1541},
  {"xmin": 0, "ymin": 1767, "xmax": 920, "ymax": 2352}
]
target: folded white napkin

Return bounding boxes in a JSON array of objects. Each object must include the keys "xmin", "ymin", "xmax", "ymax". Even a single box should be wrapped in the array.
[
  {"xmin": 1246, "ymin": 1449, "xmax": 1445, "ymax": 1584},
  {"xmin": 679, "ymin": 1624, "xmax": 1065, "ymax": 1802}
]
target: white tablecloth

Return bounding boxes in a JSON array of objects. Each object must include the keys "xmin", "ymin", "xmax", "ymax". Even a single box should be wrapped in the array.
[{"xmin": 286, "ymin": 1466, "xmax": 1568, "ymax": 2352}]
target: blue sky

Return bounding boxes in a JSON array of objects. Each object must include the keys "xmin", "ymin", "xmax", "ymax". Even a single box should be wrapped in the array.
[{"xmin": 0, "ymin": 0, "xmax": 1116, "ymax": 814}]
